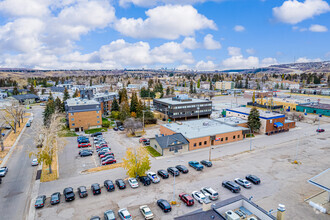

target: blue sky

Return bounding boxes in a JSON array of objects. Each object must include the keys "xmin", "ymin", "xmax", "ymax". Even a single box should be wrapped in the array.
[{"xmin": 0, "ymin": 0, "xmax": 329, "ymax": 70}]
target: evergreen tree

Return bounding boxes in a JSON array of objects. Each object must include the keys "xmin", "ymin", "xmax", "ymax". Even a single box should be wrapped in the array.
[
  {"xmin": 209, "ymin": 80, "xmax": 213, "ymax": 90},
  {"xmin": 41, "ymin": 88, "xmax": 46, "ymax": 95},
  {"xmin": 13, "ymin": 86, "xmax": 19, "ymax": 95},
  {"xmin": 166, "ymin": 87, "xmax": 170, "ymax": 96},
  {"xmin": 136, "ymin": 99, "xmax": 143, "ymax": 118},
  {"xmin": 197, "ymin": 79, "xmax": 201, "ymax": 88},
  {"xmin": 119, "ymin": 101, "xmax": 130, "ymax": 121},
  {"xmin": 193, "ymin": 86, "xmax": 197, "ymax": 94},
  {"xmin": 247, "ymin": 107, "xmax": 261, "ymax": 133},
  {"xmin": 111, "ymin": 97, "xmax": 119, "ymax": 111},
  {"xmin": 29, "ymin": 84, "xmax": 37, "ymax": 95},
  {"xmin": 189, "ymin": 80, "xmax": 193, "ymax": 94},
  {"xmin": 90, "ymin": 79, "xmax": 92, "ymax": 86},
  {"xmin": 43, "ymin": 99, "xmax": 55, "ymax": 125},
  {"xmin": 63, "ymin": 87, "xmax": 70, "ymax": 101},
  {"xmin": 73, "ymin": 89, "xmax": 79, "ymax": 98},
  {"xmin": 48, "ymin": 91, "xmax": 54, "ymax": 101},
  {"xmin": 245, "ymin": 78, "xmax": 249, "ymax": 89},
  {"xmin": 171, "ymin": 87, "xmax": 174, "ymax": 95},
  {"xmin": 119, "ymin": 88, "xmax": 128, "ymax": 104},
  {"xmin": 54, "ymin": 97, "xmax": 63, "ymax": 112},
  {"xmin": 252, "ymin": 91, "xmax": 256, "ymax": 103},
  {"xmin": 130, "ymin": 92, "xmax": 138, "ymax": 113}
]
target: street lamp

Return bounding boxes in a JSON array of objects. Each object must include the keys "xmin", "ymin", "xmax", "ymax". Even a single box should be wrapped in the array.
[{"xmin": 248, "ymin": 127, "xmax": 253, "ymax": 151}]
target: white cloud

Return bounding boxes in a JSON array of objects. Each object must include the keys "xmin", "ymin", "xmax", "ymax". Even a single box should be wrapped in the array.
[
  {"xmin": 181, "ymin": 37, "xmax": 199, "ymax": 50},
  {"xmin": 203, "ymin": 34, "xmax": 221, "ymax": 50},
  {"xmin": 228, "ymin": 47, "xmax": 241, "ymax": 56},
  {"xmin": 151, "ymin": 42, "xmax": 195, "ymax": 64},
  {"xmin": 296, "ymin": 57, "xmax": 322, "ymax": 63},
  {"xmin": 0, "ymin": 0, "xmax": 51, "ymax": 17},
  {"xmin": 261, "ymin": 57, "xmax": 278, "ymax": 66},
  {"xmin": 246, "ymin": 48, "xmax": 256, "ymax": 55},
  {"xmin": 195, "ymin": 60, "xmax": 216, "ymax": 70},
  {"xmin": 234, "ymin": 25, "xmax": 245, "ymax": 32},
  {"xmin": 119, "ymin": 0, "xmax": 216, "ymax": 7},
  {"xmin": 309, "ymin": 24, "xmax": 328, "ymax": 32},
  {"xmin": 114, "ymin": 5, "xmax": 217, "ymax": 40},
  {"xmin": 273, "ymin": 0, "xmax": 330, "ymax": 24},
  {"xmin": 222, "ymin": 47, "xmax": 259, "ymax": 69}
]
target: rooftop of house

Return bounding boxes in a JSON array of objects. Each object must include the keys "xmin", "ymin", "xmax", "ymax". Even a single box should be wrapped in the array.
[
  {"xmin": 162, "ymin": 119, "xmax": 248, "ymax": 139},
  {"xmin": 154, "ymin": 133, "xmax": 189, "ymax": 149},
  {"xmin": 227, "ymin": 107, "xmax": 285, "ymax": 119},
  {"xmin": 12, "ymin": 94, "xmax": 39, "ymax": 101},
  {"xmin": 66, "ymin": 98, "xmax": 99, "ymax": 107}
]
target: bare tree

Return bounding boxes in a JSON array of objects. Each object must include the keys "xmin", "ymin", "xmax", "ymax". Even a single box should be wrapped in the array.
[
  {"xmin": 196, "ymin": 93, "xmax": 202, "ymax": 99},
  {"xmin": 0, "ymin": 103, "xmax": 19, "ymax": 133},
  {"xmin": 124, "ymin": 118, "xmax": 143, "ymax": 135},
  {"xmin": 208, "ymin": 92, "xmax": 215, "ymax": 100}
]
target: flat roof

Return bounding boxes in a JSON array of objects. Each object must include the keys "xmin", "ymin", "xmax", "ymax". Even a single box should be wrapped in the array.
[
  {"xmin": 162, "ymin": 119, "xmax": 248, "ymax": 139},
  {"xmin": 308, "ymin": 168, "xmax": 330, "ymax": 192},
  {"xmin": 66, "ymin": 98, "xmax": 99, "ymax": 107},
  {"xmin": 215, "ymin": 117, "xmax": 247, "ymax": 126},
  {"xmin": 154, "ymin": 97, "xmax": 211, "ymax": 105},
  {"xmin": 93, "ymin": 92, "xmax": 118, "ymax": 98},
  {"xmin": 298, "ymin": 103, "xmax": 330, "ymax": 110},
  {"xmin": 227, "ymin": 107, "xmax": 285, "ymax": 119}
]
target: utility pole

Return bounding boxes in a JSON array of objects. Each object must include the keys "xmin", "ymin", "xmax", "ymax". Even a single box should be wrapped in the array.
[
  {"xmin": 142, "ymin": 110, "xmax": 146, "ymax": 132},
  {"xmin": 249, "ymin": 127, "xmax": 252, "ymax": 151},
  {"xmin": 208, "ymin": 144, "xmax": 212, "ymax": 161}
]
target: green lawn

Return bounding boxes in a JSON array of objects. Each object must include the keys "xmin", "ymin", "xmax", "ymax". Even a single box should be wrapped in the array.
[
  {"xmin": 85, "ymin": 128, "xmax": 108, "ymax": 134},
  {"xmin": 145, "ymin": 146, "xmax": 161, "ymax": 157},
  {"xmin": 58, "ymin": 127, "xmax": 78, "ymax": 137},
  {"xmin": 245, "ymin": 133, "xmax": 255, "ymax": 138}
]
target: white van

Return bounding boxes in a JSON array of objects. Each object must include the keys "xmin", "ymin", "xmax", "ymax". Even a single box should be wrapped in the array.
[{"xmin": 201, "ymin": 187, "xmax": 219, "ymax": 200}]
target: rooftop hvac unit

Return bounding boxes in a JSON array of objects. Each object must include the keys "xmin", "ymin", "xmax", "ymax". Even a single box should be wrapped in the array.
[
  {"xmin": 225, "ymin": 210, "xmax": 240, "ymax": 220},
  {"xmin": 248, "ymin": 217, "xmax": 257, "ymax": 220}
]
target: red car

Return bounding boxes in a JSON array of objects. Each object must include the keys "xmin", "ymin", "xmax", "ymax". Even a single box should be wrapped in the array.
[
  {"xmin": 78, "ymin": 143, "xmax": 91, "ymax": 148},
  {"xmin": 179, "ymin": 193, "xmax": 194, "ymax": 206},
  {"xmin": 100, "ymin": 152, "xmax": 114, "ymax": 158},
  {"xmin": 139, "ymin": 138, "xmax": 148, "ymax": 143},
  {"xmin": 102, "ymin": 159, "xmax": 116, "ymax": 165},
  {"xmin": 316, "ymin": 128, "xmax": 325, "ymax": 133},
  {"xmin": 96, "ymin": 144, "xmax": 109, "ymax": 149}
]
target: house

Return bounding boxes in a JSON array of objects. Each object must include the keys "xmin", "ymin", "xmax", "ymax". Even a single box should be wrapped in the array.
[
  {"xmin": 149, "ymin": 133, "xmax": 189, "ymax": 156},
  {"xmin": 215, "ymin": 81, "xmax": 235, "ymax": 90},
  {"xmin": 11, "ymin": 94, "xmax": 40, "ymax": 104}
]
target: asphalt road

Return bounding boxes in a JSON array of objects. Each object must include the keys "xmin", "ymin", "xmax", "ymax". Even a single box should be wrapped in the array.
[{"xmin": 0, "ymin": 106, "xmax": 44, "ymax": 220}]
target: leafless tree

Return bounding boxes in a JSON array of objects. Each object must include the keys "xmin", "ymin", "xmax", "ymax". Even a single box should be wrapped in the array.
[
  {"xmin": 0, "ymin": 102, "xmax": 22, "ymax": 133},
  {"xmin": 124, "ymin": 118, "xmax": 143, "ymax": 135},
  {"xmin": 196, "ymin": 93, "xmax": 202, "ymax": 99},
  {"xmin": 208, "ymin": 92, "xmax": 215, "ymax": 100}
]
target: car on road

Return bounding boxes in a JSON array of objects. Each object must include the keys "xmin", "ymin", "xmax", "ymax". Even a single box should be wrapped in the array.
[
  {"xmin": 316, "ymin": 128, "xmax": 325, "ymax": 133},
  {"xmin": 188, "ymin": 161, "xmax": 204, "ymax": 171},
  {"xmin": 140, "ymin": 205, "xmax": 154, "ymax": 219},
  {"xmin": 118, "ymin": 126, "xmax": 125, "ymax": 131},
  {"xmin": 128, "ymin": 178, "xmax": 139, "ymax": 188},
  {"xmin": 176, "ymin": 165, "xmax": 189, "ymax": 173},
  {"xmin": 201, "ymin": 187, "xmax": 219, "ymax": 200},
  {"xmin": 31, "ymin": 159, "xmax": 38, "ymax": 166},
  {"xmin": 102, "ymin": 158, "xmax": 116, "ymax": 166},
  {"xmin": 26, "ymin": 122, "xmax": 31, "ymax": 127},
  {"xmin": 63, "ymin": 187, "xmax": 75, "ymax": 201},
  {"xmin": 157, "ymin": 170, "xmax": 169, "ymax": 179},
  {"xmin": 179, "ymin": 193, "xmax": 194, "ymax": 206},
  {"xmin": 147, "ymin": 172, "xmax": 160, "ymax": 183},
  {"xmin": 78, "ymin": 143, "xmax": 91, "ymax": 148},
  {"xmin": 77, "ymin": 186, "xmax": 88, "ymax": 198},
  {"xmin": 104, "ymin": 210, "xmax": 116, "ymax": 220},
  {"xmin": 35, "ymin": 195, "xmax": 46, "ymax": 208},
  {"xmin": 167, "ymin": 167, "xmax": 180, "ymax": 176},
  {"xmin": 116, "ymin": 179, "xmax": 126, "ymax": 189},
  {"xmin": 50, "ymin": 192, "xmax": 61, "ymax": 205},
  {"xmin": 113, "ymin": 127, "xmax": 118, "ymax": 131},
  {"xmin": 192, "ymin": 191, "xmax": 210, "ymax": 204},
  {"xmin": 235, "ymin": 178, "xmax": 251, "ymax": 188},
  {"xmin": 0, "ymin": 167, "xmax": 8, "ymax": 177},
  {"xmin": 200, "ymin": 160, "xmax": 212, "ymax": 167},
  {"xmin": 80, "ymin": 150, "xmax": 93, "ymax": 157},
  {"xmin": 91, "ymin": 132, "xmax": 102, "ymax": 137},
  {"xmin": 91, "ymin": 183, "xmax": 101, "ymax": 195},
  {"xmin": 118, "ymin": 208, "xmax": 132, "ymax": 220},
  {"xmin": 246, "ymin": 175, "xmax": 261, "ymax": 185},
  {"xmin": 222, "ymin": 181, "xmax": 241, "ymax": 193},
  {"xmin": 104, "ymin": 180, "xmax": 115, "ymax": 191},
  {"xmin": 139, "ymin": 176, "xmax": 151, "ymax": 186},
  {"xmin": 157, "ymin": 199, "xmax": 172, "ymax": 213}
]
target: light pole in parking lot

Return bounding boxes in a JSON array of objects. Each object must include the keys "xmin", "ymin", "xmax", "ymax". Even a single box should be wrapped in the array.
[{"xmin": 248, "ymin": 127, "xmax": 253, "ymax": 151}]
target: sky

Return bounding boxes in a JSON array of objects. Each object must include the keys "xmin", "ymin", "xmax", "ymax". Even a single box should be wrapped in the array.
[{"xmin": 0, "ymin": 0, "xmax": 329, "ymax": 70}]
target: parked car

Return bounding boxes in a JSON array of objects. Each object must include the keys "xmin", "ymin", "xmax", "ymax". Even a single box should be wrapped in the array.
[
  {"xmin": 316, "ymin": 128, "xmax": 325, "ymax": 133},
  {"xmin": 115, "ymin": 179, "xmax": 126, "ymax": 189},
  {"xmin": 128, "ymin": 178, "xmax": 139, "ymax": 188},
  {"xmin": 113, "ymin": 127, "xmax": 118, "ymax": 131},
  {"xmin": 50, "ymin": 192, "xmax": 61, "ymax": 205},
  {"xmin": 179, "ymin": 193, "xmax": 194, "ymax": 206},
  {"xmin": 91, "ymin": 132, "xmax": 102, "ymax": 137},
  {"xmin": 63, "ymin": 187, "xmax": 75, "ymax": 201},
  {"xmin": 118, "ymin": 208, "xmax": 132, "ymax": 220},
  {"xmin": 147, "ymin": 172, "xmax": 160, "ymax": 183},
  {"xmin": 246, "ymin": 175, "xmax": 261, "ymax": 185},
  {"xmin": 79, "ymin": 149, "xmax": 93, "ymax": 155},
  {"xmin": 35, "ymin": 195, "xmax": 46, "ymax": 208},
  {"xmin": 157, "ymin": 170, "xmax": 169, "ymax": 179},
  {"xmin": 100, "ymin": 152, "xmax": 114, "ymax": 158},
  {"xmin": 78, "ymin": 143, "xmax": 91, "ymax": 148},
  {"xmin": 31, "ymin": 159, "xmax": 39, "ymax": 166},
  {"xmin": 200, "ymin": 160, "xmax": 212, "ymax": 167},
  {"xmin": 222, "ymin": 181, "xmax": 241, "ymax": 193},
  {"xmin": 104, "ymin": 180, "xmax": 115, "ymax": 192},
  {"xmin": 139, "ymin": 176, "xmax": 151, "ymax": 186},
  {"xmin": 118, "ymin": 126, "xmax": 125, "ymax": 131},
  {"xmin": 167, "ymin": 167, "xmax": 180, "ymax": 176},
  {"xmin": 157, "ymin": 199, "xmax": 172, "ymax": 213},
  {"xmin": 104, "ymin": 210, "xmax": 116, "ymax": 220},
  {"xmin": 192, "ymin": 191, "xmax": 210, "ymax": 204},
  {"xmin": 90, "ymin": 216, "xmax": 101, "ymax": 220},
  {"xmin": 26, "ymin": 122, "xmax": 31, "ymax": 127},
  {"xmin": 77, "ymin": 186, "xmax": 88, "ymax": 198},
  {"xmin": 201, "ymin": 187, "xmax": 219, "ymax": 200},
  {"xmin": 91, "ymin": 183, "xmax": 101, "ymax": 195},
  {"xmin": 101, "ymin": 155, "xmax": 115, "ymax": 162},
  {"xmin": 176, "ymin": 165, "xmax": 189, "ymax": 173},
  {"xmin": 139, "ymin": 138, "xmax": 148, "ymax": 143},
  {"xmin": 235, "ymin": 178, "xmax": 251, "ymax": 188},
  {"xmin": 140, "ymin": 205, "xmax": 154, "ymax": 219},
  {"xmin": 188, "ymin": 161, "xmax": 204, "ymax": 171},
  {"xmin": 102, "ymin": 158, "xmax": 116, "ymax": 165},
  {"xmin": 80, "ymin": 151, "xmax": 93, "ymax": 157},
  {"xmin": 0, "ymin": 167, "xmax": 8, "ymax": 177}
]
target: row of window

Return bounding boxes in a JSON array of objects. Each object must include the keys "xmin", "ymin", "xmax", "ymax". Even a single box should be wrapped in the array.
[
  {"xmin": 172, "ymin": 110, "xmax": 210, "ymax": 115},
  {"xmin": 173, "ymin": 104, "xmax": 212, "ymax": 109},
  {"xmin": 71, "ymin": 115, "xmax": 100, "ymax": 121},
  {"xmin": 70, "ymin": 111, "xmax": 100, "ymax": 116},
  {"xmin": 192, "ymin": 135, "xmax": 240, "ymax": 147},
  {"xmin": 71, "ymin": 121, "xmax": 100, "ymax": 127}
]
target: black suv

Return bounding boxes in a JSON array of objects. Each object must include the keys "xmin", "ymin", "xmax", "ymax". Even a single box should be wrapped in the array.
[
  {"xmin": 115, "ymin": 179, "xmax": 126, "ymax": 189},
  {"xmin": 77, "ymin": 186, "xmax": 88, "ymax": 198},
  {"xmin": 139, "ymin": 176, "xmax": 151, "ymax": 186},
  {"xmin": 63, "ymin": 187, "xmax": 75, "ymax": 201},
  {"xmin": 222, "ymin": 181, "xmax": 241, "ymax": 193},
  {"xmin": 246, "ymin": 175, "xmax": 261, "ymax": 185},
  {"xmin": 91, "ymin": 183, "xmax": 101, "ymax": 195},
  {"xmin": 200, "ymin": 160, "xmax": 212, "ymax": 167},
  {"xmin": 157, "ymin": 199, "xmax": 172, "ymax": 213},
  {"xmin": 176, "ymin": 165, "xmax": 189, "ymax": 173},
  {"xmin": 167, "ymin": 167, "xmax": 180, "ymax": 176},
  {"xmin": 104, "ymin": 180, "xmax": 115, "ymax": 191},
  {"xmin": 157, "ymin": 170, "xmax": 169, "ymax": 179}
]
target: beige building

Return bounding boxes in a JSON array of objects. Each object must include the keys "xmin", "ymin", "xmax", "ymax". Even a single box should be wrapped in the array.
[
  {"xmin": 149, "ymin": 133, "xmax": 189, "ymax": 156},
  {"xmin": 215, "ymin": 81, "xmax": 234, "ymax": 90}
]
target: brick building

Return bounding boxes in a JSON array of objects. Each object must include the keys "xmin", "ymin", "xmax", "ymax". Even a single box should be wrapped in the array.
[
  {"xmin": 244, "ymin": 90, "xmax": 273, "ymax": 99},
  {"xmin": 65, "ymin": 98, "xmax": 102, "ymax": 132},
  {"xmin": 160, "ymin": 119, "xmax": 249, "ymax": 151},
  {"xmin": 226, "ymin": 107, "xmax": 295, "ymax": 135},
  {"xmin": 93, "ymin": 92, "xmax": 119, "ymax": 116}
]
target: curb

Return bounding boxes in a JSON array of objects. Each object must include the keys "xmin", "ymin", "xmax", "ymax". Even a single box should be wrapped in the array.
[{"xmin": 26, "ymin": 179, "xmax": 41, "ymax": 220}]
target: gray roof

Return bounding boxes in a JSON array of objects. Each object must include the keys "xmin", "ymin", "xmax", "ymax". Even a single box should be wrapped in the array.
[
  {"xmin": 154, "ymin": 97, "xmax": 211, "ymax": 105},
  {"xmin": 162, "ymin": 119, "xmax": 249, "ymax": 139},
  {"xmin": 155, "ymin": 133, "xmax": 189, "ymax": 149},
  {"xmin": 227, "ymin": 107, "xmax": 285, "ymax": 119},
  {"xmin": 66, "ymin": 98, "xmax": 100, "ymax": 107},
  {"xmin": 12, "ymin": 94, "xmax": 39, "ymax": 101},
  {"xmin": 298, "ymin": 102, "xmax": 330, "ymax": 110}
]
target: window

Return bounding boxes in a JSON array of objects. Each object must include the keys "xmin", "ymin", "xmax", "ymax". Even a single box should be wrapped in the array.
[
  {"xmin": 233, "ymin": 135, "xmax": 236, "ymax": 139},
  {"xmin": 71, "ymin": 118, "xmax": 74, "ymax": 121},
  {"xmin": 71, "ymin": 113, "xmax": 74, "ymax": 116},
  {"xmin": 221, "ymin": 138, "xmax": 223, "ymax": 141},
  {"xmin": 97, "ymin": 121, "xmax": 100, "ymax": 123},
  {"xmin": 238, "ymin": 135, "xmax": 240, "ymax": 138},
  {"xmin": 194, "ymin": 143, "xmax": 196, "ymax": 147},
  {"xmin": 199, "ymin": 142, "xmax": 202, "ymax": 146},
  {"xmin": 97, "ymin": 111, "xmax": 99, "ymax": 113},
  {"xmin": 72, "ymin": 123, "xmax": 75, "ymax": 126},
  {"xmin": 225, "ymin": 137, "xmax": 228, "ymax": 141},
  {"xmin": 204, "ymin": 141, "xmax": 207, "ymax": 145},
  {"xmin": 97, "ymin": 116, "xmax": 100, "ymax": 118},
  {"xmin": 155, "ymin": 145, "xmax": 157, "ymax": 149}
]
